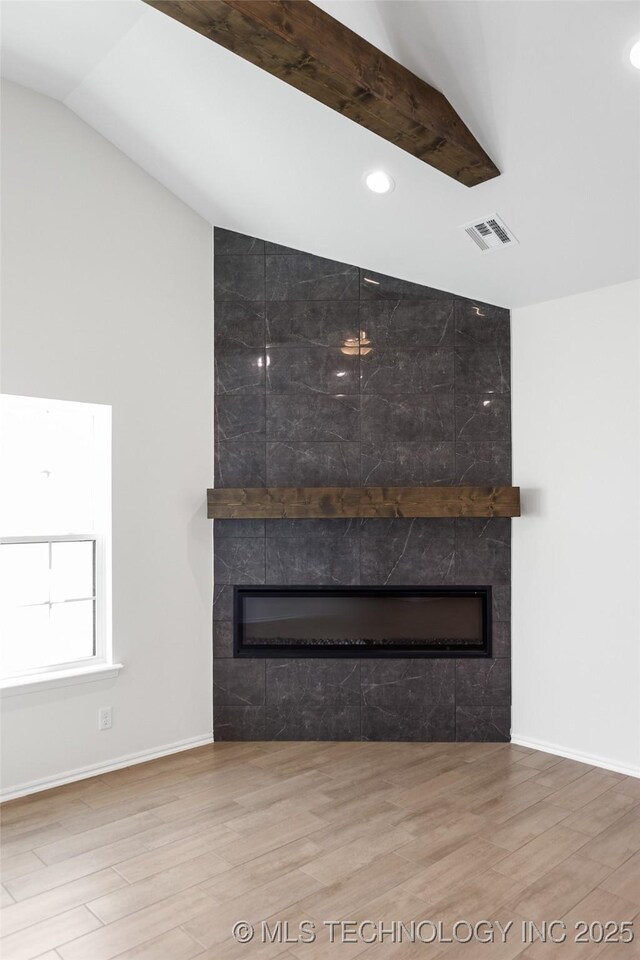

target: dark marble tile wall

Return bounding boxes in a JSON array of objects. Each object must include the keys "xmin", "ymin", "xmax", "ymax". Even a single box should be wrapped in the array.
[{"xmin": 213, "ymin": 228, "xmax": 511, "ymax": 743}]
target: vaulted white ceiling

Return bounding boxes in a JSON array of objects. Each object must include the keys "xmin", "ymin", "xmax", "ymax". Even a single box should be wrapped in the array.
[{"xmin": 2, "ymin": 0, "xmax": 639, "ymax": 307}]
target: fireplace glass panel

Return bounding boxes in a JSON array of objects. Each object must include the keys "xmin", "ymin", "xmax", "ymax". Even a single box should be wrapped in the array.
[{"xmin": 234, "ymin": 587, "xmax": 490, "ymax": 659}]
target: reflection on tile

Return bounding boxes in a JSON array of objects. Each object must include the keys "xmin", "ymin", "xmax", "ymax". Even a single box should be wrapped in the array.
[
  {"xmin": 215, "ymin": 302, "xmax": 265, "ymax": 349},
  {"xmin": 267, "ymin": 442, "xmax": 360, "ymax": 486},
  {"xmin": 360, "ymin": 518, "xmax": 456, "ymax": 585},
  {"xmin": 360, "ymin": 269, "xmax": 451, "ymax": 301},
  {"xmin": 267, "ymin": 395, "xmax": 359, "ymax": 442},
  {"xmin": 455, "ymin": 342, "xmax": 510, "ymax": 395},
  {"xmin": 455, "ymin": 441, "xmax": 512, "ymax": 485},
  {"xmin": 266, "ymin": 301, "xmax": 359, "ymax": 346},
  {"xmin": 455, "ymin": 394, "xmax": 511, "ymax": 441},
  {"xmin": 361, "ymin": 441, "xmax": 455, "ymax": 485},
  {"xmin": 455, "ymin": 705, "xmax": 510, "ymax": 742},
  {"xmin": 267, "ymin": 347, "xmax": 359, "ymax": 395},
  {"xmin": 215, "ymin": 395, "xmax": 265, "ymax": 441},
  {"xmin": 361, "ymin": 347, "xmax": 453, "ymax": 394},
  {"xmin": 214, "ymin": 227, "xmax": 265, "ymax": 255},
  {"xmin": 215, "ymin": 442, "xmax": 266, "ymax": 488},
  {"xmin": 456, "ymin": 301, "xmax": 510, "ymax": 338},
  {"xmin": 358, "ymin": 300, "xmax": 453, "ymax": 347},
  {"xmin": 266, "ymin": 254, "xmax": 359, "ymax": 300},
  {"xmin": 214, "ymin": 255, "xmax": 265, "ymax": 301},
  {"xmin": 215, "ymin": 348, "xmax": 265, "ymax": 395},
  {"xmin": 213, "ymin": 659, "xmax": 265, "ymax": 706},
  {"xmin": 362, "ymin": 393, "xmax": 454, "ymax": 442},
  {"xmin": 266, "ymin": 537, "xmax": 360, "ymax": 585}
]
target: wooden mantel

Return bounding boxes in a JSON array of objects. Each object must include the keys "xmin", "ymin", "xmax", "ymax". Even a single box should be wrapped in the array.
[{"xmin": 207, "ymin": 486, "xmax": 521, "ymax": 520}]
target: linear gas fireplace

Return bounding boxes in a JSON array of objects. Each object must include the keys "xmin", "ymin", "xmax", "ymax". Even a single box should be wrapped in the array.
[{"xmin": 234, "ymin": 586, "xmax": 492, "ymax": 659}]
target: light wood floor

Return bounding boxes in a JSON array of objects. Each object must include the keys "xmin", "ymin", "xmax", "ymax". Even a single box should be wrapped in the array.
[{"xmin": 1, "ymin": 742, "xmax": 639, "ymax": 959}]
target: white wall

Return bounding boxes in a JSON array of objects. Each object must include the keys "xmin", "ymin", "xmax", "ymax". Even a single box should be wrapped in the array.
[
  {"xmin": 512, "ymin": 279, "xmax": 640, "ymax": 776},
  {"xmin": 0, "ymin": 81, "xmax": 213, "ymax": 797}
]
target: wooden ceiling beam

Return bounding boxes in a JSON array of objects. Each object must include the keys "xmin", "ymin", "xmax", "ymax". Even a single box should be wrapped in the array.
[{"xmin": 143, "ymin": 0, "xmax": 500, "ymax": 186}]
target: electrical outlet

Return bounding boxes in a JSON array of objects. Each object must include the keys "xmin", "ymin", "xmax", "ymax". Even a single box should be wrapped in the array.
[{"xmin": 98, "ymin": 707, "xmax": 112, "ymax": 731}]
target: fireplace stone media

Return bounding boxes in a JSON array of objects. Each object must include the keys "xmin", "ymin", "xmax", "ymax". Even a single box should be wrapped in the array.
[
  {"xmin": 235, "ymin": 586, "xmax": 491, "ymax": 658},
  {"xmin": 212, "ymin": 226, "xmax": 512, "ymax": 742}
]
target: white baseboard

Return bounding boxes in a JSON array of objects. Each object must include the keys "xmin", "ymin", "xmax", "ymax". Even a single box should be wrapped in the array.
[
  {"xmin": 511, "ymin": 733, "xmax": 640, "ymax": 779},
  {"xmin": 0, "ymin": 734, "xmax": 214, "ymax": 801}
]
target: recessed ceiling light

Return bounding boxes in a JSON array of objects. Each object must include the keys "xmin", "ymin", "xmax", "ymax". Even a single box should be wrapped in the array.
[
  {"xmin": 630, "ymin": 39, "xmax": 640, "ymax": 69},
  {"xmin": 364, "ymin": 170, "xmax": 395, "ymax": 194}
]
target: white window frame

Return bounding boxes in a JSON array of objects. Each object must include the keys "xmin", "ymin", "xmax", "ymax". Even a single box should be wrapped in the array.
[{"xmin": 0, "ymin": 395, "xmax": 120, "ymax": 695}]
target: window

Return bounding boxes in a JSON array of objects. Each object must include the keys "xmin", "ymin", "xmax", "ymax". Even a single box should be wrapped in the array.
[{"xmin": 0, "ymin": 395, "xmax": 112, "ymax": 684}]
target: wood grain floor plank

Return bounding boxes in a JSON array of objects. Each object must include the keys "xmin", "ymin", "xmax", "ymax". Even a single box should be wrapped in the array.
[
  {"xmin": 400, "ymin": 838, "xmax": 508, "ymax": 902},
  {"xmin": 1, "ymin": 824, "xmax": 72, "ymax": 862},
  {"xmin": 1, "ymin": 743, "xmax": 637, "ymax": 960},
  {"xmin": 5, "ymin": 837, "xmax": 149, "ymax": 902},
  {"xmin": 1, "ymin": 883, "xmax": 15, "ymax": 907},
  {"xmin": 56, "ymin": 888, "xmax": 215, "ymax": 960},
  {"xmin": 1, "ymin": 867, "xmax": 125, "ymax": 937},
  {"xmin": 559, "ymin": 791, "xmax": 638, "ymax": 838},
  {"xmin": 519, "ymin": 887, "xmax": 639, "ymax": 959},
  {"xmin": 222, "ymin": 793, "xmax": 329, "ymax": 835},
  {"xmin": 531, "ymin": 760, "xmax": 598, "ymax": 790},
  {"xmin": 298, "ymin": 852, "xmax": 417, "ymax": 921},
  {"xmin": 214, "ymin": 813, "xmax": 327, "ymax": 867},
  {"xmin": 0, "ymin": 904, "xmax": 102, "ymax": 960},
  {"xmin": 610, "ymin": 777, "xmax": 640, "ymax": 800},
  {"xmin": 136, "ymin": 806, "xmax": 243, "ymax": 852},
  {"xmin": 599, "ymin": 850, "xmax": 640, "ymax": 906},
  {"xmin": 304, "ymin": 801, "xmax": 409, "ymax": 854},
  {"xmin": 438, "ymin": 913, "xmax": 529, "ymax": 960},
  {"xmin": 493, "ymin": 826, "xmax": 590, "ymax": 885},
  {"xmin": 200, "ymin": 838, "xmax": 321, "ymax": 903},
  {"xmin": 1, "ymin": 850, "xmax": 46, "ymax": 883},
  {"xmin": 504, "ymin": 853, "xmax": 612, "ymax": 923},
  {"xmin": 515, "ymin": 751, "xmax": 565, "ymax": 772},
  {"xmin": 88, "ymin": 852, "xmax": 230, "ymax": 924},
  {"xmin": 394, "ymin": 813, "xmax": 486, "ymax": 866},
  {"xmin": 471, "ymin": 780, "xmax": 557, "ymax": 824},
  {"xmin": 545, "ymin": 770, "xmax": 620, "ymax": 812},
  {"xmin": 427, "ymin": 867, "xmax": 528, "ymax": 919},
  {"xmin": 484, "ymin": 800, "xmax": 571, "ymax": 852},
  {"xmin": 300, "ymin": 824, "xmax": 414, "ymax": 884},
  {"xmin": 578, "ymin": 809, "xmax": 640, "ymax": 869},
  {"xmin": 555, "ymin": 885, "xmax": 639, "ymax": 959},
  {"xmin": 34, "ymin": 812, "xmax": 162, "ymax": 866},
  {"xmin": 114, "ymin": 827, "xmax": 237, "ymax": 884},
  {"xmin": 107, "ymin": 926, "xmax": 203, "ymax": 960}
]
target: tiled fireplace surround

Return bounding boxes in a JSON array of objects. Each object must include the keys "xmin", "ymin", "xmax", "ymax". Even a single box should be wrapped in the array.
[{"xmin": 212, "ymin": 228, "xmax": 511, "ymax": 742}]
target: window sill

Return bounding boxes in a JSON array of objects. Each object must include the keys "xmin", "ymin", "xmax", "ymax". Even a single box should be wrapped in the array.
[{"xmin": 0, "ymin": 663, "xmax": 123, "ymax": 698}]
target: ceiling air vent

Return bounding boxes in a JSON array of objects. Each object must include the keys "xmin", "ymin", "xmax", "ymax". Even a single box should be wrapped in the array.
[{"xmin": 461, "ymin": 214, "xmax": 518, "ymax": 253}]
